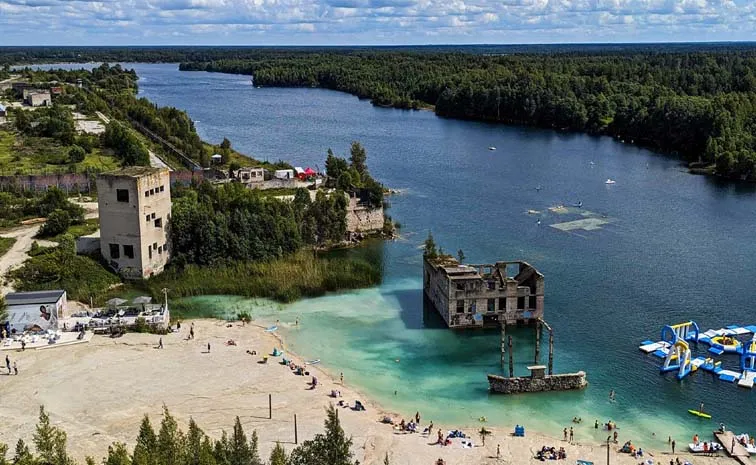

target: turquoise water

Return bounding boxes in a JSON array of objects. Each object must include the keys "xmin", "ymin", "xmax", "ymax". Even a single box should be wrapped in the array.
[{"xmin": 38, "ymin": 63, "xmax": 756, "ymax": 443}]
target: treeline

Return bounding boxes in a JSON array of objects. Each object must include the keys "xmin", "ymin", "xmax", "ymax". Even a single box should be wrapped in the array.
[
  {"xmin": 324, "ymin": 142, "xmax": 383, "ymax": 209},
  {"xmin": 6, "ymin": 405, "xmax": 360, "ymax": 465},
  {"xmin": 168, "ymin": 180, "xmax": 346, "ymax": 268},
  {"xmin": 4, "ymin": 44, "xmax": 756, "ymax": 66},
  {"xmin": 181, "ymin": 50, "xmax": 756, "ymax": 180},
  {"xmin": 0, "ymin": 186, "xmax": 83, "ymax": 229}
]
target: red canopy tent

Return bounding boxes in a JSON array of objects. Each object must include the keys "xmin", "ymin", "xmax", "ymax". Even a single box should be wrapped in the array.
[{"xmin": 298, "ymin": 167, "xmax": 317, "ymax": 179}]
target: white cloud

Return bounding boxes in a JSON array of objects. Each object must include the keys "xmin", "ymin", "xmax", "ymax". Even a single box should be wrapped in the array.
[{"xmin": 0, "ymin": 0, "xmax": 752, "ymax": 43}]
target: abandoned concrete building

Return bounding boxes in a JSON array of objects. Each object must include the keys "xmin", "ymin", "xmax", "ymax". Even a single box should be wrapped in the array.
[
  {"xmin": 96, "ymin": 167, "xmax": 171, "ymax": 279},
  {"xmin": 423, "ymin": 257, "xmax": 544, "ymax": 329}
]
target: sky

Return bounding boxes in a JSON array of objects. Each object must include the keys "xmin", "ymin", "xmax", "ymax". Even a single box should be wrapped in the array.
[{"xmin": 0, "ymin": 0, "xmax": 754, "ymax": 45}]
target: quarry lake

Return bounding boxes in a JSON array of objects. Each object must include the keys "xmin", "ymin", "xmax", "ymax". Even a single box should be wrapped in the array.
[{"xmin": 52, "ymin": 63, "xmax": 756, "ymax": 442}]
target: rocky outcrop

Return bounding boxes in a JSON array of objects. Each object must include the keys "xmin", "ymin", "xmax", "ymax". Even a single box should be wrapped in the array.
[{"xmin": 487, "ymin": 371, "xmax": 587, "ymax": 394}]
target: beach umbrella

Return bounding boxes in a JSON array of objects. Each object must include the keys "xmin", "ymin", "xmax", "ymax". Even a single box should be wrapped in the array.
[
  {"xmin": 106, "ymin": 298, "xmax": 127, "ymax": 307},
  {"xmin": 132, "ymin": 296, "xmax": 152, "ymax": 304}
]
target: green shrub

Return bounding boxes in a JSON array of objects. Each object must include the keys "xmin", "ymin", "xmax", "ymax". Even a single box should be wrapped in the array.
[{"xmin": 68, "ymin": 145, "xmax": 86, "ymax": 163}]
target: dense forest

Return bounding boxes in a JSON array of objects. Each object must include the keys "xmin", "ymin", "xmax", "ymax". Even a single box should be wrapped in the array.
[
  {"xmin": 5, "ymin": 405, "xmax": 361, "ymax": 465},
  {"xmin": 178, "ymin": 50, "xmax": 756, "ymax": 180}
]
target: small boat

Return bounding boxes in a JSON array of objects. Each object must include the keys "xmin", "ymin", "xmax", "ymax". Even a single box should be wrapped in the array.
[
  {"xmin": 689, "ymin": 442, "xmax": 722, "ymax": 453},
  {"xmin": 687, "ymin": 409, "xmax": 711, "ymax": 419},
  {"xmin": 573, "ymin": 201, "xmax": 583, "ymax": 208},
  {"xmin": 264, "ymin": 325, "xmax": 278, "ymax": 333},
  {"xmin": 527, "ymin": 209, "xmax": 540, "ymax": 215},
  {"xmin": 589, "ymin": 161, "xmax": 595, "ymax": 166},
  {"xmin": 605, "ymin": 179, "xmax": 616, "ymax": 185},
  {"xmin": 488, "ymin": 146, "xmax": 496, "ymax": 151},
  {"xmin": 535, "ymin": 185, "xmax": 542, "ymax": 191},
  {"xmin": 305, "ymin": 359, "xmax": 321, "ymax": 365}
]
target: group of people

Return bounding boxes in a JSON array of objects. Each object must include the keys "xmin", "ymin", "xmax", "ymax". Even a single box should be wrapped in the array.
[
  {"xmin": 4, "ymin": 355, "xmax": 17, "ymax": 375},
  {"xmin": 535, "ymin": 446, "xmax": 567, "ymax": 461}
]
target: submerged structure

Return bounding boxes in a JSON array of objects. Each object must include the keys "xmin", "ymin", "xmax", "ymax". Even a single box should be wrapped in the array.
[{"xmin": 423, "ymin": 256, "xmax": 544, "ymax": 329}]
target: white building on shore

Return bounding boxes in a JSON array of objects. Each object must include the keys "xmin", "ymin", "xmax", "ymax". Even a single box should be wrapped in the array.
[{"xmin": 3, "ymin": 290, "xmax": 66, "ymax": 334}]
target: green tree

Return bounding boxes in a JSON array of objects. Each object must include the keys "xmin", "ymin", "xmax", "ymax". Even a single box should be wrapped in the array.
[
  {"xmin": 348, "ymin": 142, "xmax": 367, "ymax": 175},
  {"xmin": 157, "ymin": 407, "xmax": 184, "ymax": 465},
  {"xmin": 268, "ymin": 443, "xmax": 287, "ymax": 465},
  {"xmin": 13, "ymin": 440, "xmax": 35, "ymax": 465},
  {"xmin": 288, "ymin": 405, "xmax": 356, "ymax": 465},
  {"xmin": 131, "ymin": 415, "xmax": 157, "ymax": 465},
  {"xmin": 67, "ymin": 146, "xmax": 86, "ymax": 164},
  {"xmin": 423, "ymin": 232, "xmax": 437, "ymax": 259},
  {"xmin": 228, "ymin": 417, "xmax": 261, "ymax": 465},
  {"xmin": 38, "ymin": 210, "xmax": 71, "ymax": 238},
  {"xmin": 33, "ymin": 406, "xmax": 72, "ymax": 465},
  {"xmin": 104, "ymin": 443, "xmax": 131, "ymax": 465}
]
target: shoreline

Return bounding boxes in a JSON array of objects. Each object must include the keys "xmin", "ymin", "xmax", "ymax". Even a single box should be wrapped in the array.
[
  {"xmin": 247, "ymin": 319, "xmax": 732, "ymax": 465},
  {"xmin": 0, "ymin": 318, "xmax": 737, "ymax": 465}
]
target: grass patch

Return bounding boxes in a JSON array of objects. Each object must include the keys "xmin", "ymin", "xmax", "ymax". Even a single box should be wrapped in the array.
[
  {"xmin": 48, "ymin": 218, "xmax": 99, "ymax": 242},
  {"xmin": 0, "ymin": 236, "xmax": 16, "ymax": 257},
  {"xmin": 144, "ymin": 249, "xmax": 382, "ymax": 303},
  {"xmin": 10, "ymin": 245, "xmax": 121, "ymax": 302},
  {"xmin": 0, "ymin": 129, "xmax": 119, "ymax": 175}
]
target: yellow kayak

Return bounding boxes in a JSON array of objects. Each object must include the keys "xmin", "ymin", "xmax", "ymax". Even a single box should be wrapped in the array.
[{"xmin": 688, "ymin": 409, "xmax": 711, "ymax": 419}]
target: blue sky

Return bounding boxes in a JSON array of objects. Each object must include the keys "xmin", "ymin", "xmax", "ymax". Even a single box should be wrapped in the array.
[{"xmin": 0, "ymin": 0, "xmax": 753, "ymax": 45}]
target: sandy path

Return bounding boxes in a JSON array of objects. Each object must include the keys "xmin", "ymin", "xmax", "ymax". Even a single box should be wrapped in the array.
[{"xmin": 0, "ymin": 320, "xmax": 736, "ymax": 465}]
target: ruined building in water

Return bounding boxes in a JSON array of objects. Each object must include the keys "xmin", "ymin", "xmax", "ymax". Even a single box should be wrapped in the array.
[{"xmin": 423, "ymin": 256, "xmax": 544, "ymax": 329}]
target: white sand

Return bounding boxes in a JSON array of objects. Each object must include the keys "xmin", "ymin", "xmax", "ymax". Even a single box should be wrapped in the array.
[{"xmin": 0, "ymin": 320, "xmax": 736, "ymax": 465}]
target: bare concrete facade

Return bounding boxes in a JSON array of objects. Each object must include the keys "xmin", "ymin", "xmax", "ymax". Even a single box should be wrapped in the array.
[
  {"xmin": 423, "ymin": 256, "xmax": 544, "ymax": 329},
  {"xmin": 96, "ymin": 167, "xmax": 171, "ymax": 279}
]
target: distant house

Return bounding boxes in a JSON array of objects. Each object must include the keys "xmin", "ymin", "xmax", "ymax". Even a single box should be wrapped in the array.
[
  {"xmin": 211, "ymin": 154, "xmax": 223, "ymax": 164},
  {"xmin": 234, "ymin": 167, "xmax": 265, "ymax": 184},
  {"xmin": 25, "ymin": 91, "xmax": 51, "ymax": 107},
  {"xmin": 3, "ymin": 290, "xmax": 67, "ymax": 334},
  {"xmin": 50, "ymin": 87, "xmax": 64, "ymax": 96}
]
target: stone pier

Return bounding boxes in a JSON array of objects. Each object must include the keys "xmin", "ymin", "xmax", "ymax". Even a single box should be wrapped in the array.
[{"xmin": 488, "ymin": 366, "xmax": 588, "ymax": 394}]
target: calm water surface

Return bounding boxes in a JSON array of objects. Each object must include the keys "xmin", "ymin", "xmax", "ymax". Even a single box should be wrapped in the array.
[{"xmin": 44, "ymin": 63, "xmax": 756, "ymax": 443}]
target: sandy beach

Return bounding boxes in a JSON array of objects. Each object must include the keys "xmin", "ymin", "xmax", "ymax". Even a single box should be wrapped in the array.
[{"xmin": 0, "ymin": 319, "xmax": 738, "ymax": 465}]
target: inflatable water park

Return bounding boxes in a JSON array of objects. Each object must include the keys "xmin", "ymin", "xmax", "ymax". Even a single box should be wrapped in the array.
[{"xmin": 639, "ymin": 321, "xmax": 756, "ymax": 388}]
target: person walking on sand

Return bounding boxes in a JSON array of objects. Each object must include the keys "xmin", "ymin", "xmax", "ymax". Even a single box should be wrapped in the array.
[
  {"xmin": 497, "ymin": 444, "xmax": 501, "ymax": 459},
  {"xmin": 207, "ymin": 343, "xmax": 210, "ymax": 353},
  {"xmin": 415, "ymin": 411, "xmax": 421, "ymax": 424},
  {"xmin": 340, "ymin": 372, "xmax": 344, "ymax": 385},
  {"xmin": 563, "ymin": 428, "xmax": 568, "ymax": 441},
  {"xmin": 732, "ymin": 437, "xmax": 736, "ymax": 453},
  {"xmin": 569, "ymin": 426, "xmax": 574, "ymax": 443},
  {"xmin": 158, "ymin": 338, "xmax": 163, "ymax": 349},
  {"xmin": 671, "ymin": 439, "xmax": 676, "ymax": 454},
  {"xmin": 13, "ymin": 361, "xmax": 17, "ymax": 375},
  {"xmin": 5, "ymin": 355, "xmax": 10, "ymax": 373}
]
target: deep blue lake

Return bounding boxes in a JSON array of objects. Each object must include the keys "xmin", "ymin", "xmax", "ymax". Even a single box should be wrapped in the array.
[{"xmin": 38, "ymin": 63, "xmax": 756, "ymax": 443}]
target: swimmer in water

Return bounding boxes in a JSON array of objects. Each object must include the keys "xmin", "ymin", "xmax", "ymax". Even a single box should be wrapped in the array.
[{"xmin": 609, "ymin": 390, "xmax": 616, "ymax": 401}]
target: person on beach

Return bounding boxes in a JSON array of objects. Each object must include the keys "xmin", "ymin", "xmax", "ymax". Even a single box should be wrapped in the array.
[
  {"xmin": 563, "ymin": 428, "xmax": 568, "ymax": 441},
  {"xmin": 497, "ymin": 444, "xmax": 501, "ymax": 459},
  {"xmin": 671, "ymin": 439, "xmax": 675, "ymax": 454},
  {"xmin": 5, "ymin": 355, "xmax": 10, "ymax": 372},
  {"xmin": 437, "ymin": 430, "xmax": 444, "ymax": 445},
  {"xmin": 569, "ymin": 427, "xmax": 574, "ymax": 443},
  {"xmin": 613, "ymin": 430, "xmax": 618, "ymax": 443},
  {"xmin": 177, "ymin": 321, "xmax": 181, "ymax": 331},
  {"xmin": 207, "ymin": 343, "xmax": 210, "ymax": 353},
  {"xmin": 12, "ymin": 361, "xmax": 17, "ymax": 375},
  {"xmin": 732, "ymin": 437, "xmax": 736, "ymax": 453},
  {"xmin": 415, "ymin": 412, "xmax": 421, "ymax": 424},
  {"xmin": 21, "ymin": 340, "xmax": 25, "ymax": 351},
  {"xmin": 595, "ymin": 420, "xmax": 599, "ymax": 429},
  {"xmin": 158, "ymin": 338, "xmax": 163, "ymax": 349},
  {"xmin": 340, "ymin": 372, "xmax": 344, "ymax": 384}
]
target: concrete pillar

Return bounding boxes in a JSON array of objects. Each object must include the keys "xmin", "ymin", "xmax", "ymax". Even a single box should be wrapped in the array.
[
  {"xmin": 508, "ymin": 336, "xmax": 514, "ymax": 378},
  {"xmin": 534, "ymin": 320, "xmax": 541, "ymax": 363},
  {"xmin": 500, "ymin": 321, "xmax": 506, "ymax": 371},
  {"xmin": 548, "ymin": 330, "xmax": 554, "ymax": 375}
]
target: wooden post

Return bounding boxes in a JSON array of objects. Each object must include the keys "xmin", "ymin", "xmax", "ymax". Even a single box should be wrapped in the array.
[
  {"xmin": 268, "ymin": 394, "xmax": 272, "ymax": 419},
  {"xmin": 508, "ymin": 336, "xmax": 514, "ymax": 378},
  {"xmin": 548, "ymin": 330, "xmax": 554, "ymax": 375},
  {"xmin": 500, "ymin": 321, "xmax": 506, "ymax": 371},
  {"xmin": 534, "ymin": 320, "xmax": 541, "ymax": 364},
  {"xmin": 294, "ymin": 414, "xmax": 298, "ymax": 444}
]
